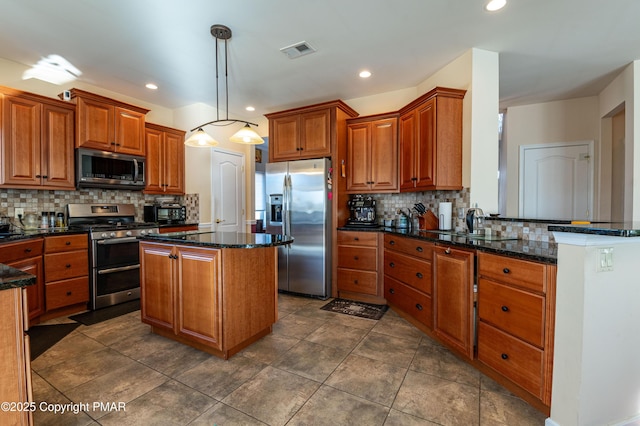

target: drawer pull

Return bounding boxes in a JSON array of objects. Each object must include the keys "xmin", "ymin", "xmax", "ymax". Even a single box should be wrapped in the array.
[
  {"xmin": 354, "ymin": 237, "xmax": 359, "ymax": 241},
  {"xmin": 389, "ymin": 240, "xmax": 395, "ymax": 245},
  {"xmin": 354, "ymin": 256, "xmax": 359, "ymax": 260},
  {"xmin": 65, "ymin": 241, "xmax": 71, "ymax": 245},
  {"xmin": 66, "ymin": 291, "xmax": 72, "ymax": 296},
  {"xmin": 354, "ymin": 280, "xmax": 359, "ymax": 284},
  {"xmin": 25, "ymin": 248, "xmax": 32, "ymax": 253},
  {"xmin": 389, "ymin": 262, "xmax": 395, "ymax": 268},
  {"xmin": 65, "ymin": 264, "xmax": 71, "ymax": 268},
  {"xmin": 501, "ymin": 353, "xmax": 509, "ymax": 360},
  {"xmin": 416, "ymin": 246, "xmax": 423, "ymax": 252},
  {"xmin": 503, "ymin": 268, "xmax": 510, "ymax": 274},
  {"xmin": 416, "ymin": 272, "xmax": 423, "ymax": 279},
  {"xmin": 501, "ymin": 305, "xmax": 509, "ymax": 312},
  {"xmin": 389, "ymin": 288, "xmax": 395, "ymax": 294},
  {"xmin": 415, "ymin": 303, "xmax": 423, "ymax": 311},
  {"xmin": 444, "ymin": 248, "xmax": 451, "ymax": 255}
]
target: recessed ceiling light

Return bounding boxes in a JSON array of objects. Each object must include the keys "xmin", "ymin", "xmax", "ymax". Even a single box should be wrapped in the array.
[
  {"xmin": 22, "ymin": 54, "xmax": 81, "ymax": 85},
  {"xmin": 359, "ymin": 70, "xmax": 372, "ymax": 78},
  {"xmin": 145, "ymin": 83, "xmax": 158, "ymax": 90},
  {"xmin": 245, "ymin": 106, "xmax": 255, "ymax": 112},
  {"xmin": 485, "ymin": 0, "xmax": 506, "ymax": 11}
]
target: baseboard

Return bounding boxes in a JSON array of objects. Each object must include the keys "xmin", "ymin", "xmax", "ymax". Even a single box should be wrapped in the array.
[{"xmin": 545, "ymin": 418, "xmax": 560, "ymax": 426}]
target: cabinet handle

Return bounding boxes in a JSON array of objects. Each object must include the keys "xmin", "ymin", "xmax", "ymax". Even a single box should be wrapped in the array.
[
  {"xmin": 389, "ymin": 240, "xmax": 395, "ymax": 245},
  {"xmin": 503, "ymin": 268, "xmax": 510, "ymax": 274},
  {"xmin": 416, "ymin": 246, "xmax": 423, "ymax": 252},
  {"xmin": 111, "ymin": 141, "xmax": 117, "ymax": 145},
  {"xmin": 354, "ymin": 280, "xmax": 359, "ymax": 284},
  {"xmin": 25, "ymin": 248, "xmax": 32, "ymax": 253},
  {"xmin": 416, "ymin": 272, "xmax": 423, "ymax": 279},
  {"xmin": 444, "ymin": 248, "xmax": 451, "ymax": 255},
  {"xmin": 501, "ymin": 353, "xmax": 509, "ymax": 360},
  {"xmin": 66, "ymin": 291, "xmax": 72, "ymax": 296},
  {"xmin": 65, "ymin": 264, "xmax": 71, "ymax": 268},
  {"xmin": 354, "ymin": 256, "xmax": 359, "ymax": 260},
  {"xmin": 411, "ymin": 177, "xmax": 417, "ymax": 181},
  {"xmin": 353, "ymin": 237, "xmax": 359, "ymax": 241},
  {"xmin": 389, "ymin": 262, "xmax": 395, "ymax": 268},
  {"xmin": 42, "ymin": 175, "xmax": 48, "ymax": 179},
  {"xmin": 36, "ymin": 174, "xmax": 41, "ymax": 178},
  {"xmin": 501, "ymin": 305, "xmax": 509, "ymax": 312},
  {"xmin": 65, "ymin": 241, "xmax": 71, "ymax": 245},
  {"xmin": 389, "ymin": 288, "xmax": 395, "ymax": 294},
  {"xmin": 415, "ymin": 303, "xmax": 423, "ymax": 311}
]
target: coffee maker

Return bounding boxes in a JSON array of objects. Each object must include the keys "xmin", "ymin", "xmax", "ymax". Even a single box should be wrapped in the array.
[{"xmin": 346, "ymin": 195, "xmax": 378, "ymax": 227}]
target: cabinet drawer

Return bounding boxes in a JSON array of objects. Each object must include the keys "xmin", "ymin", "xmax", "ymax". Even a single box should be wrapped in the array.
[
  {"xmin": 337, "ymin": 268, "xmax": 378, "ymax": 295},
  {"xmin": 337, "ymin": 246, "xmax": 377, "ymax": 271},
  {"xmin": 384, "ymin": 276, "xmax": 432, "ymax": 328},
  {"xmin": 384, "ymin": 234, "xmax": 433, "ymax": 261},
  {"xmin": 45, "ymin": 234, "xmax": 88, "ymax": 253},
  {"xmin": 337, "ymin": 231, "xmax": 378, "ymax": 247},
  {"xmin": 478, "ymin": 252, "xmax": 546, "ymax": 293},
  {"xmin": 478, "ymin": 278, "xmax": 545, "ymax": 347},
  {"xmin": 384, "ymin": 250, "xmax": 432, "ymax": 295},
  {"xmin": 46, "ymin": 276, "xmax": 89, "ymax": 310},
  {"xmin": 477, "ymin": 321, "xmax": 544, "ymax": 399},
  {"xmin": 44, "ymin": 251, "xmax": 89, "ymax": 282},
  {"xmin": 0, "ymin": 239, "xmax": 43, "ymax": 263}
]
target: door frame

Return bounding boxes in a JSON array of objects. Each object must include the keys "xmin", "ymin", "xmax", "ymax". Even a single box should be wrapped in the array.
[
  {"xmin": 518, "ymin": 140, "xmax": 594, "ymax": 219},
  {"xmin": 210, "ymin": 148, "xmax": 246, "ymax": 232}
]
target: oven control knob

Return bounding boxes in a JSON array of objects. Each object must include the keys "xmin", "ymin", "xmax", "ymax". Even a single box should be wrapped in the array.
[
  {"xmin": 126, "ymin": 231, "xmax": 132, "ymax": 237},
  {"xmin": 140, "ymin": 230, "xmax": 147, "ymax": 236},
  {"xmin": 110, "ymin": 232, "xmax": 116, "ymax": 238},
  {"xmin": 101, "ymin": 233, "xmax": 108, "ymax": 239}
]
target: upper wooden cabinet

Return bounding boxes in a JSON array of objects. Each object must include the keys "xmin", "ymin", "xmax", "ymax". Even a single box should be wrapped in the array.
[
  {"xmin": 346, "ymin": 113, "xmax": 398, "ymax": 193},
  {"xmin": 145, "ymin": 123, "xmax": 186, "ymax": 194},
  {"xmin": 0, "ymin": 86, "xmax": 75, "ymax": 190},
  {"xmin": 266, "ymin": 100, "xmax": 358, "ymax": 162},
  {"xmin": 398, "ymin": 87, "xmax": 465, "ymax": 192},
  {"xmin": 66, "ymin": 88, "xmax": 149, "ymax": 156}
]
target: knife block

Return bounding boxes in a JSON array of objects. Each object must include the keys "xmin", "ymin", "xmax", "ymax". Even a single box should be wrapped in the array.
[{"xmin": 418, "ymin": 211, "xmax": 439, "ymax": 230}]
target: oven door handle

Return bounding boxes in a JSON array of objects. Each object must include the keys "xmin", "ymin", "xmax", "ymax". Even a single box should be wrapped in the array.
[
  {"xmin": 97, "ymin": 264, "xmax": 141, "ymax": 275},
  {"xmin": 96, "ymin": 237, "xmax": 139, "ymax": 245}
]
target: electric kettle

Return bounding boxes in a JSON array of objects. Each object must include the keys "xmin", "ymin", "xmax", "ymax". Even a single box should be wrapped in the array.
[
  {"xmin": 19, "ymin": 213, "xmax": 40, "ymax": 230},
  {"xmin": 465, "ymin": 207, "xmax": 485, "ymax": 235}
]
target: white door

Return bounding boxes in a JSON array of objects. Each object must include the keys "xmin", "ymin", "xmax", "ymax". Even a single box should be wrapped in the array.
[
  {"xmin": 211, "ymin": 149, "xmax": 245, "ymax": 232},
  {"xmin": 519, "ymin": 141, "xmax": 593, "ymax": 220}
]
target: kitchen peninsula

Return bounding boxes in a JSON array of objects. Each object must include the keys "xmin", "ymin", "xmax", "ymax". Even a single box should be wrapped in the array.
[{"xmin": 138, "ymin": 231, "xmax": 293, "ymax": 360}]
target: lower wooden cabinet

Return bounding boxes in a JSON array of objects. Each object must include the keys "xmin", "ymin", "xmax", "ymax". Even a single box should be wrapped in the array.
[
  {"xmin": 44, "ymin": 234, "xmax": 89, "ymax": 314},
  {"xmin": 336, "ymin": 231, "xmax": 383, "ymax": 302}
]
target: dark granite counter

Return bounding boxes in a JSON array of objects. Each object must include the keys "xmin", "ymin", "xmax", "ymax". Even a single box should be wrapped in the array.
[
  {"xmin": 548, "ymin": 222, "xmax": 640, "ymax": 237},
  {"xmin": 0, "ymin": 264, "xmax": 36, "ymax": 290},
  {"xmin": 0, "ymin": 228, "xmax": 88, "ymax": 243},
  {"xmin": 139, "ymin": 231, "xmax": 293, "ymax": 249},
  {"xmin": 339, "ymin": 226, "xmax": 557, "ymax": 264}
]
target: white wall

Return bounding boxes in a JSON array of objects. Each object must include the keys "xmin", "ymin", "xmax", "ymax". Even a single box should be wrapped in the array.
[{"xmin": 504, "ymin": 97, "xmax": 600, "ymax": 217}]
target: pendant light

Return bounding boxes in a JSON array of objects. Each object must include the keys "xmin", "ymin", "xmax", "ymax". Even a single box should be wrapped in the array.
[{"xmin": 185, "ymin": 24, "xmax": 263, "ymax": 147}]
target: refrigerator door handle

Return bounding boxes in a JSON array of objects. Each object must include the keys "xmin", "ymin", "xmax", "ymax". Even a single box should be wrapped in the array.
[{"xmin": 285, "ymin": 175, "xmax": 292, "ymax": 235}]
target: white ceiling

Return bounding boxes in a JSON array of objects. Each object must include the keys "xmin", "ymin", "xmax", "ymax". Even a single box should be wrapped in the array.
[{"xmin": 1, "ymin": 0, "xmax": 639, "ymax": 118}]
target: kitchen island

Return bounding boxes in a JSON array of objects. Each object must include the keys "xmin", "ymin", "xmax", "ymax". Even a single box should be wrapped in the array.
[{"xmin": 138, "ymin": 231, "xmax": 293, "ymax": 359}]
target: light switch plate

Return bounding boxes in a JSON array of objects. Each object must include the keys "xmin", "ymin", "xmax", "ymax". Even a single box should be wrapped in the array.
[{"xmin": 597, "ymin": 247, "xmax": 613, "ymax": 272}]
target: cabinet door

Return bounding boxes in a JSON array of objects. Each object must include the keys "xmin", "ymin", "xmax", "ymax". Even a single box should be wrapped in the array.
[
  {"xmin": 41, "ymin": 103, "xmax": 75, "ymax": 188},
  {"xmin": 163, "ymin": 129, "xmax": 185, "ymax": 194},
  {"xmin": 415, "ymin": 99, "xmax": 435, "ymax": 190},
  {"xmin": 346, "ymin": 122, "xmax": 371, "ymax": 192},
  {"xmin": 300, "ymin": 108, "xmax": 331, "ymax": 158},
  {"xmin": 271, "ymin": 115, "xmax": 300, "ymax": 161},
  {"xmin": 114, "ymin": 106, "xmax": 146, "ymax": 155},
  {"xmin": 76, "ymin": 96, "xmax": 114, "ymax": 150},
  {"xmin": 370, "ymin": 118, "xmax": 398, "ymax": 191},
  {"xmin": 399, "ymin": 110, "xmax": 416, "ymax": 190},
  {"xmin": 1, "ymin": 95, "xmax": 41, "ymax": 186},
  {"xmin": 433, "ymin": 245, "xmax": 475, "ymax": 359},
  {"xmin": 8, "ymin": 257, "xmax": 44, "ymax": 322},
  {"xmin": 175, "ymin": 246, "xmax": 222, "ymax": 349},
  {"xmin": 144, "ymin": 127, "xmax": 164, "ymax": 193},
  {"xmin": 140, "ymin": 242, "xmax": 175, "ymax": 330}
]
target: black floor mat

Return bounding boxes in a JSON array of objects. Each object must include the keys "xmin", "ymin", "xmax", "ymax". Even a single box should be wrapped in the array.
[
  {"xmin": 69, "ymin": 300, "xmax": 140, "ymax": 326},
  {"xmin": 27, "ymin": 323, "xmax": 81, "ymax": 361},
  {"xmin": 320, "ymin": 298, "xmax": 389, "ymax": 320}
]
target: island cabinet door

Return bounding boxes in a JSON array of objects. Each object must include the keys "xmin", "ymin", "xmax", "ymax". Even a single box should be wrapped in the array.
[
  {"xmin": 175, "ymin": 246, "xmax": 222, "ymax": 350},
  {"xmin": 140, "ymin": 242, "xmax": 175, "ymax": 331}
]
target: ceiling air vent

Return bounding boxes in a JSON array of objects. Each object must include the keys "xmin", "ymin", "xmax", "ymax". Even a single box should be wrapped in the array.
[{"xmin": 280, "ymin": 41, "xmax": 316, "ymax": 59}]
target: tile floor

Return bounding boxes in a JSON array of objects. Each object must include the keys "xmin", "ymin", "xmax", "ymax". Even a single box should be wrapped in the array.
[{"xmin": 31, "ymin": 294, "xmax": 547, "ymax": 425}]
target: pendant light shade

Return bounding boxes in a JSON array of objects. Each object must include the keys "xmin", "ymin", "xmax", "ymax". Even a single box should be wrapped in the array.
[
  {"xmin": 184, "ymin": 128, "xmax": 219, "ymax": 147},
  {"xmin": 229, "ymin": 124, "xmax": 264, "ymax": 144},
  {"xmin": 185, "ymin": 24, "xmax": 261, "ymax": 147}
]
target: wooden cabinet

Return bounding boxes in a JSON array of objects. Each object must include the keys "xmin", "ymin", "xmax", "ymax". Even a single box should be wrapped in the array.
[
  {"xmin": 336, "ymin": 231, "xmax": 382, "ymax": 302},
  {"xmin": 0, "ymin": 287, "xmax": 33, "ymax": 426},
  {"xmin": 383, "ymin": 234, "xmax": 434, "ymax": 329},
  {"xmin": 0, "ymin": 86, "xmax": 75, "ymax": 190},
  {"xmin": 433, "ymin": 245, "xmax": 475, "ymax": 359},
  {"xmin": 476, "ymin": 252, "xmax": 556, "ymax": 406},
  {"xmin": 266, "ymin": 100, "xmax": 358, "ymax": 163},
  {"xmin": 346, "ymin": 113, "xmax": 398, "ymax": 193},
  {"xmin": 398, "ymin": 87, "xmax": 465, "ymax": 192},
  {"xmin": 67, "ymin": 88, "xmax": 148, "ymax": 156},
  {"xmin": 158, "ymin": 224, "xmax": 199, "ymax": 234},
  {"xmin": 145, "ymin": 123, "xmax": 186, "ymax": 194},
  {"xmin": 44, "ymin": 234, "xmax": 89, "ymax": 312},
  {"xmin": 0, "ymin": 238, "xmax": 44, "ymax": 325}
]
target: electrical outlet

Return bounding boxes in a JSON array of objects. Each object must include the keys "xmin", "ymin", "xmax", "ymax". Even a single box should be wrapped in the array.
[{"xmin": 14, "ymin": 207, "xmax": 24, "ymax": 218}]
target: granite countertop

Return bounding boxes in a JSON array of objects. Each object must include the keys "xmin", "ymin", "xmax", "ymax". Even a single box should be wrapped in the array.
[
  {"xmin": 338, "ymin": 226, "xmax": 557, "ymax": 264},
  {"xmin": 0, "ymin": 228, "xmax": 88, "ymax": 243},
  {"xmin": 139, "ymin": 231, "xmax": 294, "ymax": 249},
  {"xmin": 548, "ymin": 222, "xmax": 640, "ymax": 237},
  {"xmin": 0, "ymin": 264, "xmax": 36, "ymax": 290}
]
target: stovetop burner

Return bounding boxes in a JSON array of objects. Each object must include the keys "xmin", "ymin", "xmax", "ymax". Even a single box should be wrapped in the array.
[{"xmin": 66, "ymin": 203, "xmax": 159, "ymax": 240}]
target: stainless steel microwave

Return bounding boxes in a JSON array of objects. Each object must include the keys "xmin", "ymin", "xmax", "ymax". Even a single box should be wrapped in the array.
[
  {"xmin": 76, "ymin": 148, "xmax": 146, "ymax": 190},
  {"xmin": 143, "ymin": 205, "xmax": 186, "ymax": 224}
]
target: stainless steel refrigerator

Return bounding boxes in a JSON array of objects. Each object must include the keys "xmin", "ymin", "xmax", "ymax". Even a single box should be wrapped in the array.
[{"xmin": 265, "ymin": 158, "xmax": 331, "ymax": 298}]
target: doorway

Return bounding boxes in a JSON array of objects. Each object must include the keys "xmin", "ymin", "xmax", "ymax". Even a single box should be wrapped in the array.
[
  {"xmin": 519, "ymin": 141, "xmax": 594, "ymax": 220},
  {"xmin": 211, "ymin": 149, "xmax": 245, "ymax": 232}
]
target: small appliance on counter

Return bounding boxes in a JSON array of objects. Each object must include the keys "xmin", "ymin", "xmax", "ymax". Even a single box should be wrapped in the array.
[
  {"xmin": 144, "ymin": 203, "xmax": 186, "ymax": 224},
  {"xmin": 345, "ymin": 194, "xmax": 378, "ymax": 228},
  {"xmin": 466, "ymin": 205, "xmax": 485, "ymax": 235}
]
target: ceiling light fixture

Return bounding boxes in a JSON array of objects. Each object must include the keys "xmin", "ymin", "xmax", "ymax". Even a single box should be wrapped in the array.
[
  {"xmin": 185, "ymin": 24, "xmax": 263, "ymax": 147},
  {"xmin": 22, "ymin": 54, "xmax": 81, "ymax": 85},
  {"xmin": 485, "ymin": 0, "xmax": 506, "ymax": 11},
  {"xmin": 145, "ymin": 83, "xmax": 158, "ymax": 90},
  {"xmin": 359, "ymin": 70, "xmax": 372, "ymax": 78}
]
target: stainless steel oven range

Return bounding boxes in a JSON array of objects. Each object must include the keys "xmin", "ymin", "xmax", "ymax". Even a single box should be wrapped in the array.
[{"xmin": 66, "ymin": 203, "xmax": 158, "ymax": 310}]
